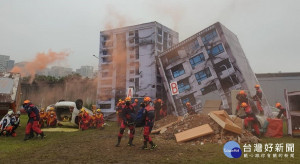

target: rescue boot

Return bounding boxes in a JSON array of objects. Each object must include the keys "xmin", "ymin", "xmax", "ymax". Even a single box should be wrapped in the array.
[
  {"xmin": 127, "ymin": 138, "xmax": 135, "ymax": 146},
  {"xmin": 24, "ymin": 134, "xmax": 30, "ymax": 141},
  {"xmin": 150, "ymin": 141, "xmax": 157, "ymax": 150},
  {"xmin": 115, "ymin": 137, "xmax": 121, "ymax": 147},
  {"xmin": 40, "ymin": 132, "xmax": 46, "ymax": 139},
  {"xmin": 141, "ymin": 141, "xmax": 148, "ymax": 150}
]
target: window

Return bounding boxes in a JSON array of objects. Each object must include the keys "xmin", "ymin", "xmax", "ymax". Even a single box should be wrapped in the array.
[
  {"xmin": 201, "ymin": 83, "xmax": 217, "ymax": 95},
  {"xmin": 129, "ymin": 31, "xmax": 134, "ymax": 36},
  {"xmin": 195, "ymin": 67, "xmax": 212, "ymax": 84},
  {"xmin": 102, "ymin": 57, "xmax": 111, "ymax": 63},
  {"xmin": 135, "ymin": 78, "xmax": 139, "ymax": 92},
  {"xmin": 157, "ymin": 76, "xmax": 162, "ymax": 83},
  {"xmin": 157, "ymin": 43, "xmax": 162, "ymax": 51},
  {"xmin": 207, "ymin": 44, "xmax": 224, "ymax": 56},
  {"xmin": 220, "ymin": 74, "xmax": 239, "ymax": 92},
  {"xmin": 130, "ymin": 70, "xmax": 134, "ymax": 74},
  {"xmin": 214, "ymin": 58, "xmax": 232, "ymax": 74},
  {"xmin": 99, "ymin": 104, "xmax": 111, "ymax": 109},
  {"xmin": 135, "ymin": 62, "xmax": 139, "ymax": 75},
  {"xmin": 135, "ymin": 47, "xmax": 139, "ymax": 59},
  {"xmin": 201, "ymin": 29, "xmax": 218, "ymax": 45},
  {"xmin": 102, "ymin": 50, "xmax": 108, "ymax": 55},
  {"xmin": 157, "ymin": 35, "xmax": 162, "ymax": 43},
  {"xmin": 157, "ymin": 27, "xmax": 162, "ymax": 35},
  {"xmin": 129, "ymin": 78, "xmax": 134, "ymax": 82},
  {"xmin": 178, "ymin": 78, "xmax": 191, "ymax": 93},
  {"xmin": 189, "ymin": 53, "xmax": 205, "ymax": 69},
  {"xmin": 171, "ymin": 64, "xmax": 185, "ymax": 78},
  {"xmin": 102, "ymin": 72, "xmax": 111, "ymax": 78},
  {"xmin": 181, "ymin": 94, "xmax": 196, "ymax": 106},
  {"xmin": 130, "ymin": 54, "xmax": 135, "ymax": 59}
]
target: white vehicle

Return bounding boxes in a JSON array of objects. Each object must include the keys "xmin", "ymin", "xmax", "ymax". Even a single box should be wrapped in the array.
[{"xmin": 53, "ymin": 101, "xmax": 93, "ymax": 127}]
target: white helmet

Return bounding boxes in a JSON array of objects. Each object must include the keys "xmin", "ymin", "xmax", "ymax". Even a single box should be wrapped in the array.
[{"xmin": 7, "ymin": 111, "xmax": 14, "ymax": 116}]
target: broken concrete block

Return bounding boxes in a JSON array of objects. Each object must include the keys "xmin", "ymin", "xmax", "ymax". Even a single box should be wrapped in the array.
[{"xmin": 175, "ymin": 124, "xmax": 214, "ymax": 143}]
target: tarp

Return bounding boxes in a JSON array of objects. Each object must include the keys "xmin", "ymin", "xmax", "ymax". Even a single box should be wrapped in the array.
[{"xmin": 264, "ymin": 118, "xmax": 283, "ymax": 138}]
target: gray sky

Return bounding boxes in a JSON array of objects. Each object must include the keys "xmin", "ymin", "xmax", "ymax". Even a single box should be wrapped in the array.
[{"xmin": 1, "ymin": 0, "xmax": 299, "ymax": 73}]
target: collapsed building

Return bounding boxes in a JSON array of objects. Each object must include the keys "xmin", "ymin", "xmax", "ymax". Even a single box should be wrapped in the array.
[
  {"xmin": 97, "ymin": 22, "xmax": 179, "ymax": 115},
  {"xmin": 0, "ymin": 72, "xmax": 22, "ymax": 116},
  {"xmin": 157, "ymin": 22, "xmax": 268, "ymax": 115}
]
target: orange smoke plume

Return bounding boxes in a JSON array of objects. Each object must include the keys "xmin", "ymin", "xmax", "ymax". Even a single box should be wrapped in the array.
[{"xmin": 11, "ymin": 50, "xmax": 69, "ymax": 82}]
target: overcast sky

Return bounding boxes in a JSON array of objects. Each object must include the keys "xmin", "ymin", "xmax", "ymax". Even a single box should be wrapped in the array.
[{"xmin": 1, "ymin": 0, "xmax": 299, "ymax": 73}]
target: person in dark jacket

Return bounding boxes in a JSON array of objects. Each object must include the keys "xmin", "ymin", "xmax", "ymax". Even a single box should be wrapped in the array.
[
  {"xmin": 23, "ymin": 100, "xmax": 45, "ymax": 141},
  {"xmin": 252, "ymin": 85, "xmax": 263, "ymax": 113},
  {"xmin": 276, "ymin": 103, "xmax": 287, "ymax": 119},
  {"xmin": 115, "ymin": 97, "xmax": 136, "ymax": 147}
]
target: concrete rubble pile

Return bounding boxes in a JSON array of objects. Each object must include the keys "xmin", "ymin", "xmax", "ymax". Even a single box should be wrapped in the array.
[{"xmin": 153, "ymin": 112, "xmax": 260, "ymax": 144}]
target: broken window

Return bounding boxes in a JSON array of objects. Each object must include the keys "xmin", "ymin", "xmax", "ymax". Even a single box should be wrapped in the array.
[
  {"xmin": 189, "ymin": 53, "xmax": 205, "ymax": 69},
  {"xmin": 201, "ymin": 83, "xmax": 217, "ymax": 95},
  {"xmin": 181, "ymin": 93, "xmax": 196, "ymax": 106},
  {"xmin": 220, "ymin": 74, "xmax": 239, "ymax": 92},
  {"xmin": 157, "ymin": 26, "xmax": 162, "ymax": 35},
  {"xmin": 201, "ymin": 29, "xmax": 218, "ymax": 45},
  {"xmin": 214, "ymin": 58, "xmax": 232, "ymax": 74},
  {"xmin": 207, "ymin": 43, "xmax": 224, "ymax": 56},
  {"xmin": 178, "ymin": 77, "xmax": 191, "ymax": 93},
  {"xmin": 195, "ymin": 67, "xmax": 212, "ymax": 84},
  {"xmin": 171, "ymin": 64, "xmax": 185, "ymax": 78}
]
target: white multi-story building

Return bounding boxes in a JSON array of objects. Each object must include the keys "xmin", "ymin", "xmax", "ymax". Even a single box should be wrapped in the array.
[
  {"xmin": 158, "ymin": 22, "xmax": 267, "ymax": 115},
  {"xmin": 0, "ymin": 55, "xmax": 14, "ymax": 72},
  {"xmin": 76, "ymin": 66, "xmax": 94, "ymax": 78},
  {"xmin": 97, "ymin": 22, "xmax": 178, "ymax": 114}
]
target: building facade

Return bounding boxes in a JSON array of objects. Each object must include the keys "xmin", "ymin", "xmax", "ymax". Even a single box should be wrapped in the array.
[
  {"xmin": 158, "ymin": 22, "xmax": 265, "ymax": 115},
  {"xmin": 97, "ymin": 22, "xmax": 178, "ymax": 114},
  {"xmin": 76, "ymin": 66, "xmax": 94, "ymax": 78},
  {"xmin": 0, "ymin": 55, "xmax": 14, "ymax": 72},
  {"xmin": 49, "ymin": 66, "xmax": 73, "ymax": 78}
]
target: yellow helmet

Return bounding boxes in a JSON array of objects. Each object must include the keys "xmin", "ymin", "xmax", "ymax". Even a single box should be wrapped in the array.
[
  {"xmin": 49, "ymin": 107, "xmax": 55, "ymax": 111},
  {"xmin": 276, "ymin": 103, "xmax": 281, "ymax": 108},
  {"xmin": 144, "ymin": 97, "xmax": 151, "ymax": 102},
  {"xmin": 241, "ymin": 102, "xmax": 248, "ymax": 108},
  {"xmin": 97, "ymin": 109, "xmax": 101, "ymax": 113},
  {"xmin": 125, "ymin": 97, "xmax": 131, "ymax": 102},
  {"xmin": 119, "ymin": 99, "xmax": 122, "ymax": 102}
]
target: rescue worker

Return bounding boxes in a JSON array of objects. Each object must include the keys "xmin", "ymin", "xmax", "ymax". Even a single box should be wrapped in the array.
[
  {"xmin": 95, "ymin": 109, "xmax": 104, "ymax": 129},
  {"xmin": 276, "ymin": 103, "xmax": 287, "ymax": 119},
  {"xmin": 252, "ymin": 85, "xmax": 263, "ymax": 114},
  {"xmin": 132, "ymin": 99, "xmax": 139, "ymax": 114},
  {"xmin": 154, "ymin": 99, "xmax": 162, "ymax": 120},
  {"xmin": 238, "ymin": 102, "xmax": 260, "ymax": 136},
  {"xmin": 10, "ymin": 111, "xmax": 21, "ymax": 137},
  {"xmin": 142, "ymin": 97, "xmax": 157, "ymax": 150},
  {"xmin": 90, "ymin": 111, "xmax": 97, "ymax": 128},
  {"xmin": 116, "ymin": 99, "xmax": 123, "ymax": 126},
  {"xmin": 39, "ymin": 108, "xmax": 47, "ymax": 128},
  {"xmin": 47, "ymin": 109, "xmax": 57, "ymax": 127},
  {"xmin": 0, "ymin": 111, "xmax": 14, "ymax": 136},
  {"xmin": 159, "ymin": 100, "xmax": 167, "ymax": 118},
  {"xmin": 23, "ymin": 100, "xmax": 45, "ymax": 141},
  {"xmin": 78, "ymin": 108, "xmax": 90, "ymax": 130},
  {"xmin": 186, "ymin": 102, "xmax": 196, "ymax": 115},
  {"xmin": 236, "ymin": 90, "xmax": 248, "ymax": 111},
  {"xmin": 115, "ymin": 97, "xmax": 135, "ymax": 147}
]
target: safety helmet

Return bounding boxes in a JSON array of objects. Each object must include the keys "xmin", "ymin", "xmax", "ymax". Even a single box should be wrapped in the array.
[
  {"xmin": 49, "ymin": 107, "xmax": 55, "ymax": 111},
  {"xmin": 134, "ymin": 99, "xmax": 138, "ymax": 102},
  {"xmin": 97, "ymin": 109, "xmax": 101, "ymax": 113},
  {"xmin": 255, "ymin": 84, "xmax": 260, "ymax": 88},
  {"xmin": 7, "ymin": 111, "xmax": 14, "ymax": 116},
  {"xmin": 186, "ymin": 102, "xmax": 191, "ymax": 106},
  {"xmin": 276, "ymin": 103, "xmax": 281, "ymax": 108},
  {"xmin": 157, "ymin": 99, "xmax": 162, "ymax": 103},
  {"xmin": 40, "ymin": 108, "xmax": 45, "ymax": 112},
  {"xmin": 241, "ymin": 102, "xmax": 248, "ymax": 108},
  {"xmin": 144, "ymin": 97, "xmax": 151, "ymax": 102},
  {"xmin": 24, "ymin": 100, "xmax": 30, "ymax": 104},
  {"xmin": 125, "ymin": 97, "xmax": 131, "ymax": 102},
  {"xmin": 119, "ymin": 99, "xmax": 122, "ymax": 102},
  {"xmin": 239, "ymin": 90, "xmax": 245, "ymax": 95},
  {"xmin": 121, "ymin": 101, "xmax": 125, "ymax": 104}
]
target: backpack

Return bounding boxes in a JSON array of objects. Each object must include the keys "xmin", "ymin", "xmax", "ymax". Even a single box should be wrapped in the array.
[{"xmin": 134, "ymin": 107, "xmax": 146, "ymax": 127}]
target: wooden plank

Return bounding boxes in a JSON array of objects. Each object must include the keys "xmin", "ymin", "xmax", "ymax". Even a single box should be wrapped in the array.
[
  {"xmin": 212, "ymin": 110, "xmax": 232, "ymax": 121},
  {"xmin": 209, "ymin": 112, "xmax": 242, "ymax": 134},
  {"xmin": 151, "ymin": 116, "xmax": 183, "ymax": 134},
  {"xmin": 175, "ymin": 124, "xmax": 214, "ymax": 143}
]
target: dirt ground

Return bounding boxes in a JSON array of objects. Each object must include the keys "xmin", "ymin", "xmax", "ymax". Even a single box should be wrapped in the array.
[{"xmin": 0, "ymin": 115, "xmax": 300, "ymax": 164}]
